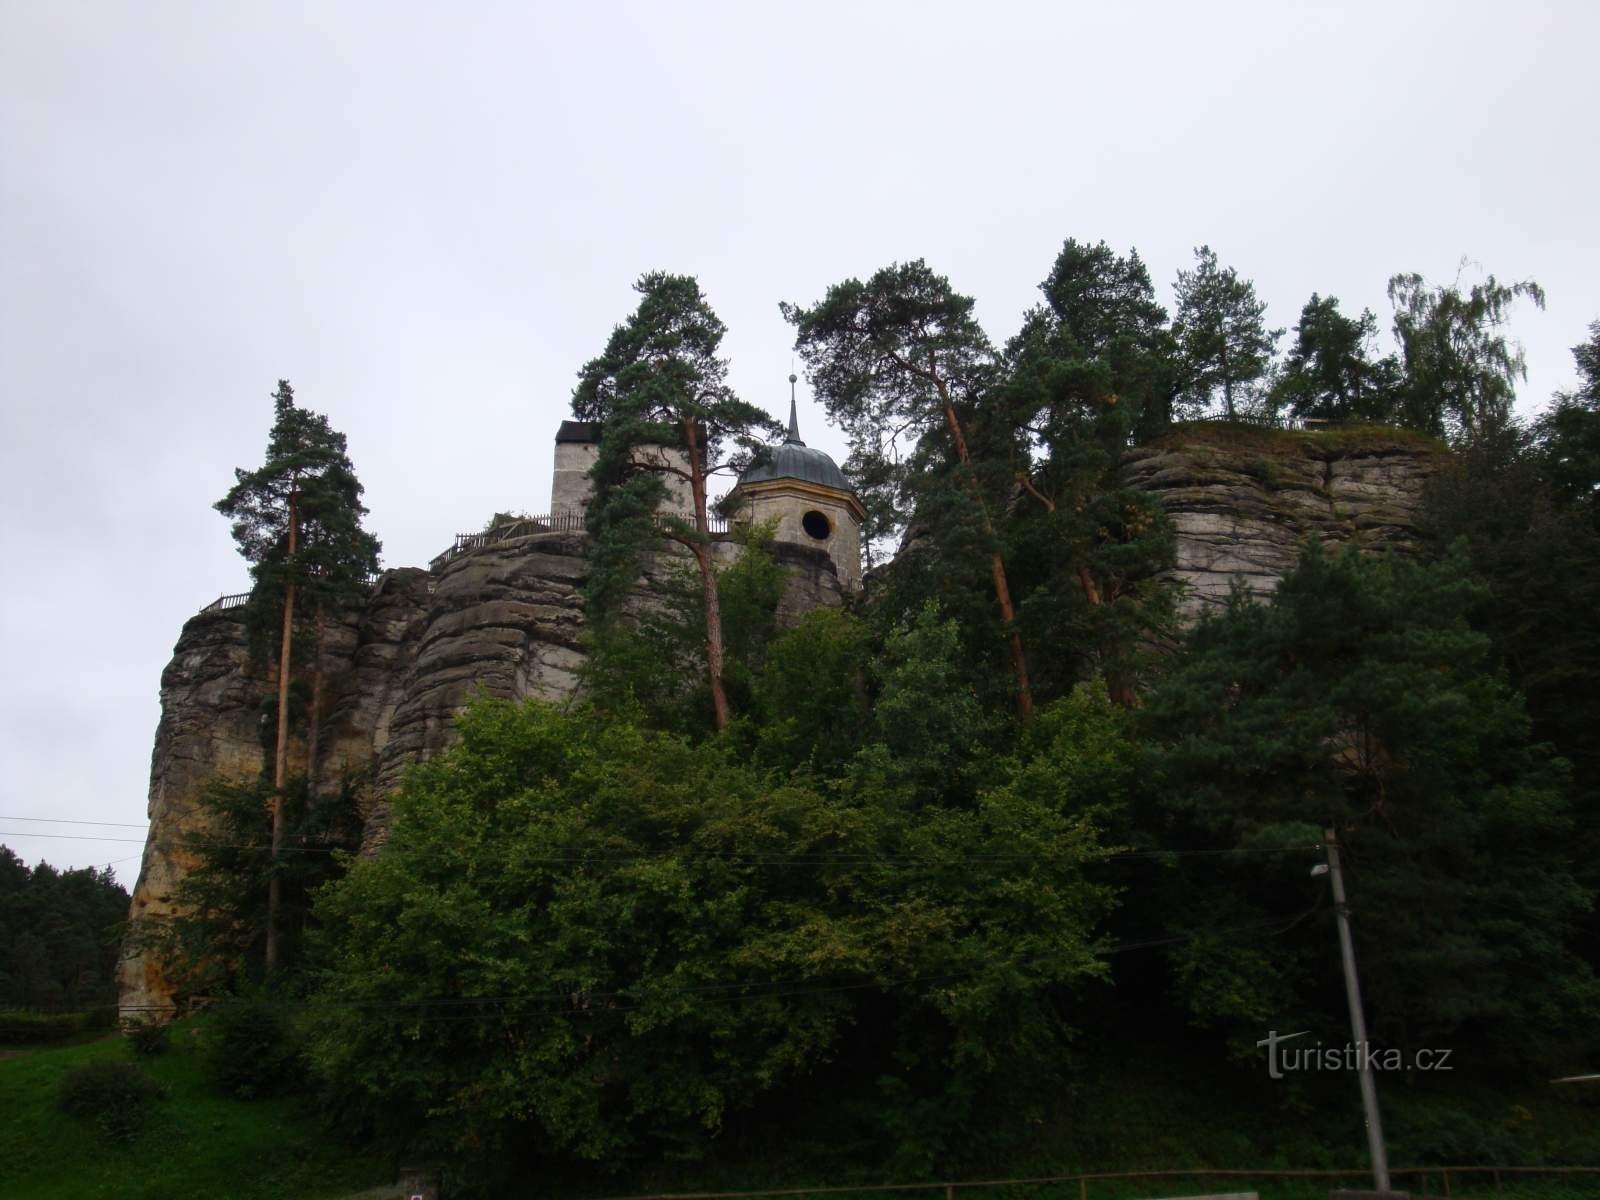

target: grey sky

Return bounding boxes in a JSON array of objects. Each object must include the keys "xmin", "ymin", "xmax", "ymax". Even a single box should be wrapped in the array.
[{"xmin": 3, "ymin": 1, "xmax": 1597, "ymax": 883}]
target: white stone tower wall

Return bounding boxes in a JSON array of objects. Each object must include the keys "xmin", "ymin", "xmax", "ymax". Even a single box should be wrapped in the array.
[
  {"xmin": 551, "ymin": 439, "xmax": 694, "ymax": 514},
  {"xmin": 736, "ymin": 484, "xmax": 862, "ymax": 589}
]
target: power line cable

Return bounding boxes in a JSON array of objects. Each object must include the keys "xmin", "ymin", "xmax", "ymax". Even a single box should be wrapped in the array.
[
  {"xmin": 1, "ymin": 827, "xmax": 1321, "ymax": 865},
  {"xmin": 100, "ymin": 905, "xmax": 1323, "ymax": 1023}
]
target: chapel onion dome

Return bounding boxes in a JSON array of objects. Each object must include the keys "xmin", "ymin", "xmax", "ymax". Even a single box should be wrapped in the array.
[{"xmin": 738, "ymin": 389, "xmax": 853, "ymax": 493}]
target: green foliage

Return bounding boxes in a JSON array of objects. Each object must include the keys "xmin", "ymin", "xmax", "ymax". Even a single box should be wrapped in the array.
[
  {"xmin": 750, "ymin": 607, "xmax": 873, "ymax": 773},
  {"xmin": 1387, "ymin": 266, "xmax": 1545, "ymax": 442},
  {"xmin": 0, "ymin": 1007, "xmax": 109, "ymax": 1044},
  {"xmin": 866, "ymin": 602, "xmax": 982, "ymax": 780},
  {"xmin": 0, "ymin": 1020, "xmax": 390, "ymax": 1198},
  {"xmin": 125, "ymin": 1017, "xmax": 169, "ymax": 1056},
  {"xmin": 783, "ymin": 259, "xmax": 1000, "ymax": 548},
  {"xmin": 1172, "ymin": 245, "xmax": 1283, "ymax": 419},
  {"xmin": 0, "ymin": 845, "xmax": 127, "ymax": 1012},
  {"xmin": 1536, "ymin": 319, "xmax": 1600, "ymax": 521},
  {"xmin": 215, "ymin": 379, "xmax": 382, "ymax": 667},
  {"xmin": 57, "ymin": 1059, "xmax": 166, "ymax": 1142},
  {"xmin": 207, "ymin": 989, "xmax": 303, "ymax": 1099},
  {"xmin": 584, "ymin": 530, "xmax": 786, "ymax": 736},
  {"xmin": 573, "ymin": 273, "xmax": 781, "ymax": 623},
  {"xmin": 998, "ymin": 240, "xmax": 1180, "ymax": 702},
  {"xmin": 1422, "ymin": 399, "xmax": 1600, "ymax": 973},
  {"xmin": 162, "ymin": 774, "xmax": 361, "ymax": 994},
  {"xmin": 1272, "ymin": 293, "xmax": 1402, "ymax": 423},
  {"xmin": 1140, "ymin": 543, "xmax": 1598, "ymax": 1061},
  {"xmin": 1019, "ymin": 237, "xmax": 1176, "ymax": 438},
  {"xmin": 304, "ymin": 694, "xmax": 1123, "ymax": 1177},
  {"xmin": 786, "ymin": 252, "xmax": 1181, "ymax": 714}
]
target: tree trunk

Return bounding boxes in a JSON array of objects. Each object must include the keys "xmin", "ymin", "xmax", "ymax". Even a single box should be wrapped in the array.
[
  {"xmin": 684, "ymin": 418, "xmax": 731, "ymax": 731},
  {"xmin": 941, "ymin": 397, "xmax": 1034, "ymax": 720},
  {"xmin": 1221, "ymin": 338, "xmax": 1233, "ymax": 419},
  {"xmin": 265, "ymin": 491, "xmax": 297, "ymax": 974},
  {"xmin": 1015, "ymin": 473, "xmax": 1138, "ymax": 707},
  {"xmin": 305, "ymin": 610, "xmax": 325, "ymax": 798},
  {"xmin": 1017, "ymin": 473, "xmax": 1106, "ymax": 609}
]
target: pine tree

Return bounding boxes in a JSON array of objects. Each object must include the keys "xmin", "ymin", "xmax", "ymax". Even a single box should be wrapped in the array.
[
  {"xmin": 215, "ymin": 380, "xmax": 380, "ymax": 971},
  {"xmin": 1536, "ymin": 319, "xmax": 1600, "ymax": 518},
  {"xmin": 1272, "ymin": 293, "xmax": 1401, "ymax": 423},
  {"xmin": 573, "ymin": 273, "xmax": 780, "ymax": 732},
  {"xmin": 1000, "ymin": 240, "xmax": 1178, "ymax": 703},
  {"xmin": 783, "ymin": 260, "xmax": 1036, "ymax": 719},
  {"xmin": 1172, "ymin": 245, "xmax": 1283, "ymax": 419}
]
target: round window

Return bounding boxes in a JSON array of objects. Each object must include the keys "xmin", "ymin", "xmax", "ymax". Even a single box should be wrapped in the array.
[{"xmin": 801, "ymin": 510, "xmax": 832, "ymax": 540}]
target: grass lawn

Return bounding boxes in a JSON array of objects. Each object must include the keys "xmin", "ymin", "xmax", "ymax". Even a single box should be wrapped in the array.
[{"xmin": 0, "ymin": 1019, "xmax": 390, "ymax": 1200}]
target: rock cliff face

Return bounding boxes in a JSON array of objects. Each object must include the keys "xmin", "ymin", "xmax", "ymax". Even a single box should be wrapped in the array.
[
  {"xmin": 120, "ymin": 531, "xmax": 845, "ymax": 1015},
  {"xmin": 122, "ymin": 428, "xmax": 1439, "ymax": 1016},
  {"xmin": 1122, "ymin": 425, "xmax": 1441, "ymax": 615}
]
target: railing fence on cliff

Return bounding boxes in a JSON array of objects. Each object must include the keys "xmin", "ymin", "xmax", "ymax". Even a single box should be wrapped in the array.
[
  {"xmin": 432, "ymin": 510, "xmax": 731, "ymax": 568},
  {"xmin": 198, "ymin": 591, "xmax": 251, "ymax": 614},
  {"xmin": 196, "ymin": 572, "xmax": 380, "ymax": 617},
  {"xmin": 1182, "ymin": 407, "xmax": 1341, "ymax": 431}
]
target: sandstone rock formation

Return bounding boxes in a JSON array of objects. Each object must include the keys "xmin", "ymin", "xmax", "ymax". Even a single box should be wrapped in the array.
[
  {"xmin": 1123, "ymin": 425, "xmax": 1441, "ymax": 615},
  {"xmin": 121, "ymin": 427, "xmax": 1439, "ymax": 1017},
  {"xmin": 119, "ymin": 529, "xmax": 845, "ymax": 1016}
]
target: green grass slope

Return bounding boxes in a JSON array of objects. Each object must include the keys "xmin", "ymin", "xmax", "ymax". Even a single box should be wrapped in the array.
[{"xmin": 0, "ymin": 1021, "xmax": 388, "ymax": 1200}]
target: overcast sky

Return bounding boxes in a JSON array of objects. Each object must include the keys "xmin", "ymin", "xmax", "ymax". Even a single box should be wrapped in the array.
[{"xmin": 3, "ymin": 1, "xmax": 1597, "ymax": 885}]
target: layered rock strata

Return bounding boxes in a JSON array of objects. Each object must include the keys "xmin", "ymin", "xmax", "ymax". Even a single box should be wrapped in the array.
[
  {"xmin": 119, "ymin": 531, "xmax": 844, "ymax": 1016},
  {"xmin": 1122, "ymin": 426, "xmax": 1440, "ymax": 615},
  {"xmin": 123, "ymin": 428, "xmax": 1439, "ymax": 1016}
]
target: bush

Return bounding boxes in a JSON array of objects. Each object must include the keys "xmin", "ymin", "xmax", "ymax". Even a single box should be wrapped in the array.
[
  {"xmin": 0, "ymin": 1006, "xmax": 113, "ymax": 1044},
  {"xmin": 0, "ymin": 1009, "xmax": 84, "ymax": 1044},
  {"xmin": 57, "ymin": 1060, "xmax": 166, "ymax": 1141},
  {"xmin": 207, "ymin": 990, "xmax": 301, "ymax": 1098},
  {"xmin": 125, "ymin": 1017, "xmax": 170, "ymax": 1055}
]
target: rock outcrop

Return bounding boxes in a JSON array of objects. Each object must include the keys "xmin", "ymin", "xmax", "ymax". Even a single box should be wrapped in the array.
[
  {"xmin": 122, "ymin": 426, "xmax": 1439, "ymax": 1017},
  {"xmin": 120, "ymin": 530, "xmax": 845, "ymax": 1016},
  {"xmin": 1122, "ymin": 425, "xmax": 1441, "ymax": 615}
]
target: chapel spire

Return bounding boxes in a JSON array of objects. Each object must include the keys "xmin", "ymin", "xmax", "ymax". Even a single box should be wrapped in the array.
[{"xmin": 786, "ymin": 373, "xmax": 804, "ymax": 445}]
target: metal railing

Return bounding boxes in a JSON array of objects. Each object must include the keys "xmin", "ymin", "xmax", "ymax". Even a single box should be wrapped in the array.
[
  {"xmin": 432, "ymin": 510, "xmax": 732, "ymax": 568},
  {"xmin": 1182, "ymin": 409, "xmax": 1310, "ymax": 431},
  {"xmin": 198, "ymin": 591, "xmax": 250, "ymax": 614},
  {"xmin": 1179, "ymin": 409, "xmax": 1356, "ymax": 432},
  {"xmin": 195, "ymin": 573, "xmax": 379, "ymax": 616}
]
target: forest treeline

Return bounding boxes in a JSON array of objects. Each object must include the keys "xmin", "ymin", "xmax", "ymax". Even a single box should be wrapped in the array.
[
  {"xmin": 109, "ymin": 242, "xmax": 1600, "ymax": 1191},
  {"xmin": 0, "ymin": 848, "xmax": 126, "ymax": 1024}
]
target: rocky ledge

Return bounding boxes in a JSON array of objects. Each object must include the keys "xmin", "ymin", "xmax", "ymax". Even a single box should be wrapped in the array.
[
  {"xmin": 1122, "ymin": 425, "xmax": 1442, "ymax": 615},
  {"xmin": 119, "ymin": 530, "xmax": 845, "ymax": 1016}
]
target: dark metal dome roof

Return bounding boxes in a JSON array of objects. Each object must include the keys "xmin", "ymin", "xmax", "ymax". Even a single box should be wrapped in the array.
[{"xmin": 738, "ymin": 396, "xmax": 853, "ymax": 494}]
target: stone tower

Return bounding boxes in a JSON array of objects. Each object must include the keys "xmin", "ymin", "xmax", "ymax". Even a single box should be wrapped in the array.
[
  {"xmin": 731, "ymin": 379, "xmax": 864, "ymax": 589},
  {"xmin": 549, "ymin": 420, "xmax": 694, "ymax": 514}
]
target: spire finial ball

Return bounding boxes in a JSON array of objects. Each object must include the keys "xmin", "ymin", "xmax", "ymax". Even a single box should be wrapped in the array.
[{"xmin": 788, "ymin": 373, "xmax": 797, "ymax": 384}]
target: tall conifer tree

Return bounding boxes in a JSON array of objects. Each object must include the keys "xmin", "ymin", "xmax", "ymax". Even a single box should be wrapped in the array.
[
  {"xmin": 573, "ymin": 273, "xmax": 780, "ymax": 732},
  {"xmin": 1172, "ymin": 245, "xmax": 1282, "ymax": 419},
  {"xmin": 215, "ymin": 380, "xmax": 380, "ymax": 971},
  {"xmin": 784, "ymin": 260, "xmax": 1036, "ymax": 719}
]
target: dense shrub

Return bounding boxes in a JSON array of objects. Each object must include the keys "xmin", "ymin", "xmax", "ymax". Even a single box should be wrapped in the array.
[
  {"xmin": 125, "ymin": 1017, "xmax": 170, "ymax": 1055},
  {"xmin": 57, "ymin": 1060, "xmax": 167, "ymax": 1141},
  {"xmin": 207, "ymin": 990, "xmax": 302, "ymax": 1098},
  {"xmin": 0, "ymin": 1006, "xmax": 113, "ymax": 1044},
  {"xmin": 0, "ymin": 1009, "xmax": 83, "ymax": 1044}
]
